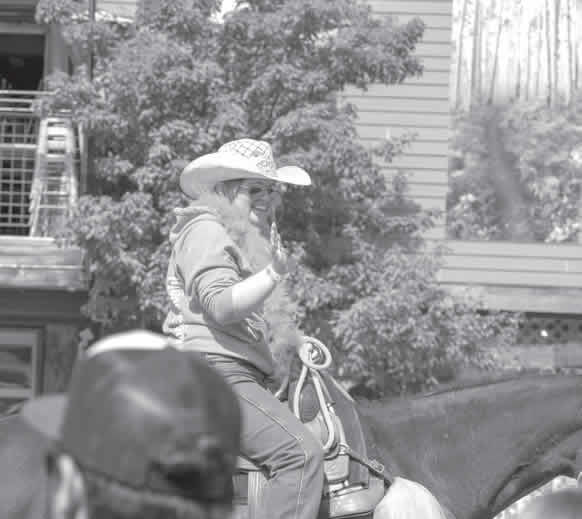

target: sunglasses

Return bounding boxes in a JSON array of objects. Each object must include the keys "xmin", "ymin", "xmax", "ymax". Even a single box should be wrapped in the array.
[{"xmin": 239, "ymin": 182, "xmax": 282, "ymax": 196}]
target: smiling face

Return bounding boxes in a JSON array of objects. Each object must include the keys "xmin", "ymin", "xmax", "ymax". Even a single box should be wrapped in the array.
[{"xmin": 232, "ymin": 179, "xmax": 283, "ymax": 232}]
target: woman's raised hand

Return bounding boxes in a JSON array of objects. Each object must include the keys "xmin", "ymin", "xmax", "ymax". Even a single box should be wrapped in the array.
[{"xmin": 270, "ymin": 222, "xmax": 290, "ymax": 275}]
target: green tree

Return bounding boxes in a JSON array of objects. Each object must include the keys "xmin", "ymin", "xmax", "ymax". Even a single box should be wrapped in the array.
[{"xmin": 37, "ymin": 0, "xmax": 519, "ymax": 395}]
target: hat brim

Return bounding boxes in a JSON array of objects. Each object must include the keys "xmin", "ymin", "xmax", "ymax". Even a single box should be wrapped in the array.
[
  {"xmin": 180, "ymin": 151, "xmax": 311, "ymax": 199},
  {"xmin": 21, "ymin": 394, "xmax": 67, "ymax": 442}
]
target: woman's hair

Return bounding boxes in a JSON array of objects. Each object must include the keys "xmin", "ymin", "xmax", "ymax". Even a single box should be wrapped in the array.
[
  {"xmin": 213, "ymin": 179, "xmax": 243, "ymax": 201},
  {"xmin": 81, "ymin": 468, "xmax": 231, "ymax": 519}
]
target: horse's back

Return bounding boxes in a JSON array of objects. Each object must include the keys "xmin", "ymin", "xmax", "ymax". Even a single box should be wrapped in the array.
[{"xmin": 0, "ymin": 414, "xmax": 48, "ymax": 519}]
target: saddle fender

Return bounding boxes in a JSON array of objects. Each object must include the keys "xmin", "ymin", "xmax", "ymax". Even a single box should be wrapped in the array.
[
  {"xmin": 233, "ymin": 338, "xmax": 390, "ymax": 518},
  {"xmin": 234, "ymin": 456, "xmax": 387, "ymax": 519},
  {"xmin": 233, "ymin": 375, "xmax": 389, "ymax": 518}
]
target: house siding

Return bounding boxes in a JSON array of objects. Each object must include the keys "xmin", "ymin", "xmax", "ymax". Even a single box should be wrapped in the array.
[
  {"xmin": 98, "ymin": 0, "xmax": 139, "ymax": 18},
  {"xmin": 342, "ymin": 0, "xmax": 453, "ymax": 238}
]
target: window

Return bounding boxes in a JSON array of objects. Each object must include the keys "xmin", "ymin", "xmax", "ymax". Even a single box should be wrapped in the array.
[
  {"xmin": 0, "ymin": 34, "xmax": 45, "ymax": 90},
  {"xmin": 0, "ymin": 328, "xmax": 40, "ymax": 416}
]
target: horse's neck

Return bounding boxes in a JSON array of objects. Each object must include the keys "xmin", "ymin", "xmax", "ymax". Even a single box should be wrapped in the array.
[{"xmin": 358, "ymin": 375, "xmax": 582, "ymax": 519}]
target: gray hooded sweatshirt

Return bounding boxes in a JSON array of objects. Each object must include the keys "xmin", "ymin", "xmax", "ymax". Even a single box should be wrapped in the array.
[{"xmin": 163, "ymin": 205, "xmax": 274, "ymax": 376}]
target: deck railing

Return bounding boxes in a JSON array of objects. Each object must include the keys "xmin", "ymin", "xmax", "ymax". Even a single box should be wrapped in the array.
[
  {"xmin": 0, "ymin": 91, "xmax": 39, "ymax": 235},
  {"xmin": 0, "ymin": 90, "xmax": 49, "ymax": 115},
  {"xmin": 0, "ymin": 90, "xmax": 82, "ymax": 237}
]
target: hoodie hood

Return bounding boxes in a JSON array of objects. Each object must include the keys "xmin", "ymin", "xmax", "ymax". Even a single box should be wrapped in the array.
[
  {"xmin": 169, "ymin": 192, "xmax": 264, "ymax": 247},
  {"xmin": 169, "ymin": 205, "xmax": 220, "ymax": 245}
]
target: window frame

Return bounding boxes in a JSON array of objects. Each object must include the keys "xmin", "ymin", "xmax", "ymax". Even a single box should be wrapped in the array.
[{"xmin": 0, "ymin": 327, "xmax": 42, "ymax": 406}]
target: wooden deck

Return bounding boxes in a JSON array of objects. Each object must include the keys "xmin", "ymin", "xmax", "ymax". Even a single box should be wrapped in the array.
[
  {"xmin": 98, "ymin": 0, "xmax": 139, "ymax": 18},
  {"xmin": 439, "ymin": 240, "xmax": 582, "ymax": 314},
  {"xmin": 0, "ymin": 236, "xmax": 86, "ymax": 291}
]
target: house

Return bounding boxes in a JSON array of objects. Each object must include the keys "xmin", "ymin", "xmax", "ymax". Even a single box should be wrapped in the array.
[{"xmin": 0, "ymin": 0, "xmax": 139, "ymax": 413}]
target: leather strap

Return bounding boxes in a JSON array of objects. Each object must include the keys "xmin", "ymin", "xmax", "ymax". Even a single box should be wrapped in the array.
[{"xmin": 339, "ymin": 444, "xmax": 393, "ymax": 485}]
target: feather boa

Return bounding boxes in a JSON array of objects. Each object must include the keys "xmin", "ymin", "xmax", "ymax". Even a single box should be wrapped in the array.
[{"xmin": 189, "ymin": 193, "xmax": 303, "ymax": 382}]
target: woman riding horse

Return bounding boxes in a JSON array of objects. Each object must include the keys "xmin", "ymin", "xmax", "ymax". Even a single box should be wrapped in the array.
[{"xmin": 163, "ymin": 139, "xmax": 324, "ymax": 519}]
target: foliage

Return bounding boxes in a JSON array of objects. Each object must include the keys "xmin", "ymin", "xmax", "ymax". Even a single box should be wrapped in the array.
[
  {"xmin": 39, "ymin": 0, "xmax": 519, "ymax": 396},
  {"xmin": 448, "ymin": 98, "xmax": 582, "ymax": 242},
  {"xmin": 447, "ymin": 107, "xmax": 504, "ymax": 240},
  {"xmin": 500, "ymin": 99, "xmax": 582, "ymax": 242},
  {"xmin": 330, "ymin": 242, "xmax": 521, "ymax": 395},
  {"xmin": 36, "ymin": 0, "xmax": 132, "ymax": 64}
]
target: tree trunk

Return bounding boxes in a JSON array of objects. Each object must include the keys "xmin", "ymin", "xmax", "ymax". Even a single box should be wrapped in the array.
[
  {"xmin": 554, "ymin": 0, "xmax": 561, "ymax": 102},
  {"xmin": 576, "ymin": 0, "xmax": 581, "ymax": 90},
  {"xmin": 471, "ymin": 0, "xmax": 482, "ymax": 104},
  {"xmin": 566, "ymin": 0, "xmax": 576, "ymax": 104},
  {"xmin": 455, "ymin": 0, "xmax": 470, "ymax": 109},
  {"xmin": 577, "ymin": 0, "xmax": 582, "ymax": 89},
  {"xmin": 526, "ymin": 21, "xmax": 533, "ymax": 100},
  {"xmin": 536, "ymin": 13, "xmax": 543, "ymax": 97},
  {"xmin": 484, "ymin": 0, "xmax": 493, "ymax": 96},
  {"xmin": 515, "ymin": 1, "xmax": 523, "ymax": 100},
  {"xmin": 577, "ymin": 39, "xmax": 580, "ymax": 90},
  {"xmin": 545, "ymin": 0, "xmax": 553, "ymax": 105},
  {"xmin": 516, "ymin": 49, "xmax": 521, "ymax": 99},
  {"xmin": 489, "ymin": 0, "xmax": 505, "ymax": 103}
]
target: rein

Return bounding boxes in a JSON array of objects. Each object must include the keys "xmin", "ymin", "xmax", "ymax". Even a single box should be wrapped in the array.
[
  {"xmin": 288, "ymin": 337, "xmax": 390, "ymax": 483},
  {"xmin": 292, "ymin": 337, "xmax": 337, "ymax": 451}
]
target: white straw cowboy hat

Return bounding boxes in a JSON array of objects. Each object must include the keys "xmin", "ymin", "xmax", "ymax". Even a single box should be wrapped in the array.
[{"xmin": 180, "ymin": 139, "xmax": 311, "ymax": 198}]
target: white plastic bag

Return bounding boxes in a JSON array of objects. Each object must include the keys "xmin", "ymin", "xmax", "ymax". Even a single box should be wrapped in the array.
[{"xmin": 373, "ymin": 477, "xmax": 449, "ymax": 519}]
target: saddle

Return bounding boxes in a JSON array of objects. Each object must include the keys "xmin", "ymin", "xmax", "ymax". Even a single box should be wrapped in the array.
[{"xmin": 232, "ymin": 337, "xmax": 391, "ymax": 519}]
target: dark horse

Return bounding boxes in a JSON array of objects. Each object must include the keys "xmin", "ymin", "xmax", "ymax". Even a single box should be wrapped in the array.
[{"xmin": 2, "ymin": 373, "xmax": 582, "ymax": 519}]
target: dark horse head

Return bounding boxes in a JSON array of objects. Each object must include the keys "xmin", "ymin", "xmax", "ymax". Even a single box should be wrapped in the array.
[{"xmin": 358, "ymin": 373, "xmax": 582, "ymax": 519}]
